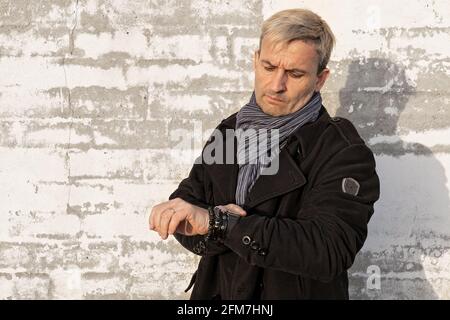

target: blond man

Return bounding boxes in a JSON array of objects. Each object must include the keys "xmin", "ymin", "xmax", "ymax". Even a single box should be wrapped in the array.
[{"xmin": 150, "ymin": 9, "xmax": 380, "ymax": 300}]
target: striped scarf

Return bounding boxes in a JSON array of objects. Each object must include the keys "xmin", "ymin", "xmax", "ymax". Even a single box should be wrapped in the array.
[{"xmin": 235, "ymin": 91, "xmax": 322, "ymax": 206}]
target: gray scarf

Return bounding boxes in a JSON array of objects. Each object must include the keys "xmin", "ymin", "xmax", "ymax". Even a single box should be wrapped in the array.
[{"xmin": 235, "ymin": 91, "xmax": 322, "ymax": 206}]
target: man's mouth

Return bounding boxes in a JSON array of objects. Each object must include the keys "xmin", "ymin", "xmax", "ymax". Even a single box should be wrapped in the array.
[{"xmin": 265, "ymin": 95, "xmax": 284, "ymax": 103}]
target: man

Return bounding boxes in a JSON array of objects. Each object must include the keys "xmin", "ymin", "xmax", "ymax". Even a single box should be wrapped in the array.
[{"xmin": 149, "ymin": 9, "xmax": 380, "ymax": 299}]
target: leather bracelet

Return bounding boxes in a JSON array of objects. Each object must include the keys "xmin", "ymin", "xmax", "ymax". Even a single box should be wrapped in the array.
[{"xmin": 205, "ymin": 206, "xmax": 228, "ymax": 242}]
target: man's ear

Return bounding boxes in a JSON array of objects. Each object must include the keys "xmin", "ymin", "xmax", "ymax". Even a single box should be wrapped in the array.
[{"xmin": 315, "ymin": 68, "xmax": 330, "ymax": 92}]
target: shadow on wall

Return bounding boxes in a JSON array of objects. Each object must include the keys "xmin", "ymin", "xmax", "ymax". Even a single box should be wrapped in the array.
[{"xmin": 336, "ymin": 58, "xmax": 449, "ymax": 299}]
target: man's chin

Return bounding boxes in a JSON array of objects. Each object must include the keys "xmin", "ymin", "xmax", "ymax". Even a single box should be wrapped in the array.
[
  {"xmin": 260, "ymin": 108, "xmax": 285, "ymax": 117},
  {"xmin": 259, "ymin": 103, "xmax": 289, "ymax": 116},
  {"xmin": 256, "ymin": 96, "xmax": 287, "ymax": 116}
]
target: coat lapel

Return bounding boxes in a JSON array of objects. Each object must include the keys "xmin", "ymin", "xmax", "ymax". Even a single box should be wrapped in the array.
[{"xmin": 244, "ymin": 144, "xmax": 306, "ymax": 209}]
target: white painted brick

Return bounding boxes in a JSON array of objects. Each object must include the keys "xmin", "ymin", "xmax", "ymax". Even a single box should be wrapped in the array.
[
  {"xmin": 0, "ymin": 57, "xmax": 127, "ymax": 90},
  {"xmin": 158, "ymin": 92, "xmax": 213, "ymax": 113},
  {"xmin": 0, "ymin": 86, "xmax": 147, "ymax": 119},
  {"xmin": 124, "ymin": 245, "xmax": 198, "ymax": 299},
  {"xmin": 25, "ymin": 127, "xmax": 91, "ymax": 146},
  {"xmin": 13, "ymin": 274, "xmax": 51, "ymax": 299},
  {"xmin": 0, "ymin": 213, "xmax": 9, "ymax": 241},
  {"xmin": 212, "ymin": 36, "xmax": 231, "ymax": 64},
  {"xmin": 332, "ymin": 32, "xmax": 389, "ymax": 61},
  {"xmin": 103, "ymin": 0, "xmax": 180, "ymax": 27},
  {"xmin": 129, "ymin": 277, "xmax": 189, "ymax": 299},
  {"xmin": 0, "ymin": 57, "xmax": 66, "ymax": 89},
  {"xmin": 0, "ymin": 244, "xmax": 32, "ymax": 269},
  {"xmin": 81, "ymin": 273, "xmax": 128, "ymax": 298},
  {"xmin": 7, "ymin": 211, "xmax": 80, "ymax": 239},
  {"xmin": 389, "ymin": 29, "xmax": 450, "ymax": 58},
  {"xmin": 71, "ymin": 181, "xmax": 181, "ymax": 240},
  {"xmin": 422, "ymin": 250, "xmax": 450, "ymax": 276},
  {"xmin": 75, "ymin": 30, "xmax": 148, "ymax": 59},
  {"xmin": 73, "ymin": 181, "xmax": 179, "ymax": 240},
  {"xmin": 0, "ymin": 29, "xmax": 69, "ymax": 57},
  {"xmin": 0, "ymin": 148, "xmax": 67, "ymax": 183},
  {"xmin": 148, "ymin": 35, "xmax": 212, "ymax": 62},
  {"xmin": 126, "ymin": 63, "xmax": 247, "ymax": 88},
  {"xmin": 233, "ymin": 36, "xmax": 259, "ymax": 65},
  {"xmin": 192, "ymin": 0, "xmax": 260, "ymax": 21},
  {"xmin": 0, "ymin": 119, "xmax": 96, "ymax": 147},
  {"xmin": 32, "ymin": 2, "xmax": 77, "ymax": 29},
  {"xmin": 0, "ymin": 181, "xmax": 69, "ymax": 213},
  {"xmin": 77, "ymin": 241, "xmax": 120, "ymax": 272},
  {"xmin": 49, "ymin": 267, "xmax": 83, "ymax": 299},
  {"xmin": 120, "ymin": 242, "xmax": 184, "ymax": 274},
  {"xmin": 111, "ymin": 180, "xmax": 180, "ymax": 210},
  {"xmin": 129, "ymin": 271, "xmax": 191, "ymax": 299},
  {"xmin": 0, "ymin": 87, "xmax": 66, "ymax": 117},
  {"xmin": 81, "ymin": 210, "xmax": 157, "ymax": 240},
  {"xmin": 0, "ymin": 274, "xmax": 14, "ymax": 299},
  {"xmin": 69, "ymin": 149, "xmax": 194, "ymax": 181},
  {"xmin": 263, "ymin": 0, "xmax": 449, "ymax": 29},
  {"xmin": 67, "ymin": 184, "xmax": 115, "ymax": 211}
]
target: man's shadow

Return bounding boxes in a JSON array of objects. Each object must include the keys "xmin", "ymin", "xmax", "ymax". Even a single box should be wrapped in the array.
[{"xmin": 335, "ymin": 58, "xmax": 449, "ymax": 299}]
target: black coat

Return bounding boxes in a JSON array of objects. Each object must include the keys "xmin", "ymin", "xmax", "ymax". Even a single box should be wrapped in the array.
[{"xmin": 170, "ymin": 106, "xmax": 380, "ymax": 300}]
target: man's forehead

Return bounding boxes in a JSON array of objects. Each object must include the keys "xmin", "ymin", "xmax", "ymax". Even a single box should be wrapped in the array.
[{"xmin": 259, "ymin": 40, "xmax": 317, "ymax": 70}]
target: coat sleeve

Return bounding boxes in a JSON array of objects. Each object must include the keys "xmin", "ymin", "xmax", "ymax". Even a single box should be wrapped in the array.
[
  {"xmin": 169, "ymin": 157, "xmax": 231, "ymax": 257},
  {"xmin": 222, "ymin": 144, "xmax": 380, "ymax": 282}
]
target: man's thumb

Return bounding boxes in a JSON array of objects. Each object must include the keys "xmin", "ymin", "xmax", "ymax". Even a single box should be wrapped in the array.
[{"xmin": 222, "ymin": 204, "xmax": 247, "ymax": 217}]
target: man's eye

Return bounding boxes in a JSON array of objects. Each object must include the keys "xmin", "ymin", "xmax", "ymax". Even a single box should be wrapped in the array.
[
  {"xmin": 264, "ymin": 66, "xmax": 275, "ymax": 71},
  {"xmin": 290, "ymin": 73, "xmax": 303, "ymax": 78}
]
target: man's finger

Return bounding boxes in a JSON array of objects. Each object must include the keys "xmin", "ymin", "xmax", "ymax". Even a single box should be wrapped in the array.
[
  {"xmin": 149, "ymin": 206, "xmax": 159, "ymax": 230},
  {"xmin": 167, "ymin": 211, "xmax": 188, "ymax": 236},
  {"xmin": 158, "ymin": 207, "xmax": 177, "ymax": 239},
  {"xmin": 149, "ymin": 200, "xmax": 174, "ymax": 231},
  {"xmin": 149, "ymin": 205, "xmax": 160, "ymax": 231}
]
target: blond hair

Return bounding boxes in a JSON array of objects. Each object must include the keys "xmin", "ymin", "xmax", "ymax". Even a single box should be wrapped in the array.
[{"xmin": 258, "ymin": 9, "xmax": 336, "ymax": 73}]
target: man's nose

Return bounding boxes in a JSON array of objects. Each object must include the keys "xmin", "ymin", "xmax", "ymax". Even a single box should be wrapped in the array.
[{"xmin": 269, "ymin": 69, "xmax": 287, "ymax": 93}]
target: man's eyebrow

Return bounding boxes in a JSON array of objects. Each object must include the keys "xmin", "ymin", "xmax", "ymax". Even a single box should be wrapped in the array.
[{"xmin": 260, "ymin": 59, "xmax": 308, "ymax": 74}]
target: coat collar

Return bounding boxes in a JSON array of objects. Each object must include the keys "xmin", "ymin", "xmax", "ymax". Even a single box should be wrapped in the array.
[{"xmin": 209, "ymin": 105, "xmax": 331, "ymax": 209}]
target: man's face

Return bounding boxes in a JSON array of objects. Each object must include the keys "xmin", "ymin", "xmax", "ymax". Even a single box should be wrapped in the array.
[{"xmin": 253, "ymin": 36, "xmax": 330, "ymax": 116}]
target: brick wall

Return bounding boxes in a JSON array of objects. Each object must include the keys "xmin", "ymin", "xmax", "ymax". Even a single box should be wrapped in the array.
[{"xmin": 0, "ymin": 0, "xmax": 449, "ymax": 299}]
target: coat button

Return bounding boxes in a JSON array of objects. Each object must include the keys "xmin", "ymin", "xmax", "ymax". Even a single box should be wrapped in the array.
[
  {"xmin": 258, "ymin": 248, "xmax": 267, "ymax": 256},
  {"xmin": 330, "ymin": 117, "xmax": 341, "ymax": 122},
  {"xmin": 250, "ymin": 241, "xmax": 259, "ymax": 250},
  {"xmin": 242, "ymin": 236, "xmax": 252, "ymax": 245}
]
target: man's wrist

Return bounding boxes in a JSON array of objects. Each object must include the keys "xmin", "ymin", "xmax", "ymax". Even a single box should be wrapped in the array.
[{"xmin": 205, "ymin": 206, "xmax": 241, "ymax": 242}]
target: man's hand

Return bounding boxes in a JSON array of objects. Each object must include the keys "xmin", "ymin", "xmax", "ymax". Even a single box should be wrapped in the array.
[{"xmin": 149, "ymin": 198, "xmax": 246, "ymax": 240}]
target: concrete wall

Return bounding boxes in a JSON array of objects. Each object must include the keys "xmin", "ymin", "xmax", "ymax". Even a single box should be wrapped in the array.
[{"xmin": 0, "ymin": 0, "xmax": 448, "ymax": 299}]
